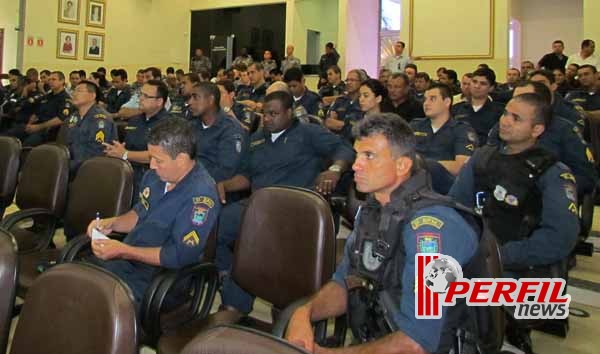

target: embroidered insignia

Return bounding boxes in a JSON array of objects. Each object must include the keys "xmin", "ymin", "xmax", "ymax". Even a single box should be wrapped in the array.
[
  {"xmin": 191, "ymin": 205, "xmax": 208, "ymax": 226},
  {"xmin": 411, "ymin": 216, "xmax": 444, "ymax": 230},
  {"xmin": 95, "ymin": 130, "xmax": 105, "ymax": 143},
  {"xmin": 183, "ymin": 230, "xmax": 200, "ymax": 247},
  {"xmin": 142, "ymin": 187, "xmax": 150, "ymax": 199},
  {"xmin": 504, "ymin": 194, "xmax": 519, "ymax": 206},
  {"xmin": 493, "ymin": 185, "xmax": 507, "ymax": 201},
  {"xmin": 568, "ymin": 203, "xmax": 578, "ymax": 215},
  {"xmin": 414, "ymin": 132, "xmax": 428, "ymax": 137},
  {"xmin": 417, "ymin": 232, "xmax": 441, "ymax": 253},
  {"xmin": 559, "ymin": 172, "xmax": 576, "ymax": 184},
  {"xmin": 192, "ymin": 196, "xmax": 215, "ymax": 208}
]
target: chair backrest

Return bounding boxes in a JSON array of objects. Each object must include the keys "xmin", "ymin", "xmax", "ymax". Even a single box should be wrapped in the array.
[
  {"xmin": 9, "ymin": 263, "xmax": 137, "ymax": 354},
  {"xmin": 15, "ymin": 144, "xmax": 70, "ymax": 216},
  {"xmin": 55, "ymin": 123, "xmax": 69, "ymax": 146},
  {"xmin": 232, "ymin": 186, "xmax": 335, "ymax": 310},
  {"xmin": 63, "ymin": 156, "xmax": 133, "ymax": 238},
  {"xmin": 0, "ymin": 137, "xmax": 21, "ymax": 210},
  {"xmin": 182, "ymin": 325, "xmax": 310, "ymax": 354},
  {"xmin": 0, "ymin": 228, "xmax": 18, "ymax": 354}
]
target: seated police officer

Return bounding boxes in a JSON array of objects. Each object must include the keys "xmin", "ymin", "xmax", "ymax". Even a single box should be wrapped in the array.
[
  {"xmin": 410, "ymin": 83, "xmax": 478, "ymax": 194},
  {"xmin": 449, "ymin": 93, "xmax": 579, "ymax": 354},
  {"xmin": 104, "ymin": 79, "xmax": 171, "ymax": 199},
  {"xmin": 12, "ymin": 71, "xmax": 73, "ymax": 146},
  {"xmin": 216, "ymin": 91, "xmax": 355, "ymax": 314},
  {"xmin": 487, "ymin": 81, "xmax": 597, "ymax": 197},
  {"xmin": 325, "ymin": 69, "xmax": 368, "ymax": 142},
  {"xmin": 529, "ymin": 69, "xmax": 585, "ymax": 128},
  {"xmin": 286, "ymin": 114, "xmax": 480, "ymax": 354},
  {"xmin": 188, "ymin": 82, "xmax": 246, "ymax": 183},
  {"xmin": 236, "ymin": 62, "xmax": 269, "ymax": 112},
  {"xmin": 566, "ymin": 64, "xmax": 600, "ymax": 112},
  {"xmin": 319, "ymin": 65, "xmax": 346, "ymax": 107},
  {"xmin": 284, "ymin": 67, "xmax": 322, "ymax": 116},
  {"xmin": 452, "ymin": 67, "xmax": 504, "ymax": 145},
  {"xmin": 66, "ymin": 80, "xmax": 117, "ymax": 175},
  {"xmin": 381, "ymin": 72, "xmax": 425, "ymax": 122},
  {"xmin": 170, "ymin": 73, "xmax": 200, "ymax": 120},
  {"xmin": 105, "ymin": 69, "xmax": 131, "ymax": 115},
  {"xmin": 217, "ymin": 79, "xmax": 257, "ymax": 132},
  {"xmin": 86, "ymin": 117, "xmax": 220, "ymax": 305}
]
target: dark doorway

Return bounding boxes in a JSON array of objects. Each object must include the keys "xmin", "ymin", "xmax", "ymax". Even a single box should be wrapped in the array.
[{"xmin": 190, "ymin": 4, "xmax": 286, "ymax": 71}]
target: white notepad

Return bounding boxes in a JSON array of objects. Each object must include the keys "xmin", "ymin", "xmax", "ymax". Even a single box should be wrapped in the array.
[{"xmin": 92, "ymin": 228, "xmax": 109, "ymax": 240}]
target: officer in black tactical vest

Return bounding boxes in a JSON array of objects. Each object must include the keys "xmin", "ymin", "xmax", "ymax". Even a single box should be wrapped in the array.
[
  {"xmin": 286, "ymin": 114, "xmax": 492, "ymax": 354},
  {"xmin": 449, "ymin": 93, "xmax": 580, "ymax": 354}
]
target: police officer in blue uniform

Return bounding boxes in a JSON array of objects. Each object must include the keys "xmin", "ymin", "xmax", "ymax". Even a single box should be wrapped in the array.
[
  {"xmin": 16, "ymin": 71, "xmax": 73, "ymax": 146},
  {"xmin": 286, "ymin": 114, "xmax": 482, "ymax": 354},
  {"xmin": 236, "ymin": 63, "xmax": 269, "ymax": 111},
  {"xmin": 217, "ymin": 80, "xmax": 258, "ymax": 133},
  {"xmin": 66, "ymin": 81, "xmax": 117, "ymax": 174},
  {"xmin": 487, "ymin": 81, "xmax": 597, "ymax": 196},
  {"xmin": 87, "ymin": 117, "xmax": 220, "ymax": 305},
  {"xmin": 170, "ymin": 73, "xmax": 200, "ymax": 120},
  {"xmin": 450, "ymin": 93, "xmax": 579, "ymax": 354},
  {"xmin": 325, "ymin": 69, "xmax": 367, "ymax": 142},
  {"xmin": 528, "ymin": 69, "xmax": 586, "ymax": 128},
  {"xmin": 451, "ymin": 68, "xmax": 504, "ymax": 145},
  {"xmin": 566, "ymin": 65, "xmax": 600, "ymax": 111},
  {"xmin": 216, "ymin": 91, "xmax": 355, "ymax": 314},
  {"xmin": 188, "ymin": 82, "xmax": 246, "ymax": 183},
  {"xmin": 105, "ymin": 69, "xmax": 131, "ymax": 115},
  {"xmin": 104, "ymin": 80, "xmax": 171, "ymax": 200},
  {"xmin": 283, "ymin": 67, "xmax": 322, "ymax": 115},
  {"xmin": 410, "ymin": 83, "xmax": 478, "ymax": 194}
]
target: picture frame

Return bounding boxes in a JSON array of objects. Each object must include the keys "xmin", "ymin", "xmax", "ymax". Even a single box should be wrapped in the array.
[
  {"xmin": 86, "ymin": 0, "xmax": 106, "ymax": 28},
  {"xmin": 57, "ymin": 29, "xmax": 78, "ymax": 60},
  {"xmin": 84, "ymin": 31, "xmax": 105, "ymax": 61},
  {"xmin": 58, "ymin": 0, "xmax": 80, "ymax": 25}
]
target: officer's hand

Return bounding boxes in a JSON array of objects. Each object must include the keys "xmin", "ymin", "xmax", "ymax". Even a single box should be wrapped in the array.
[
  {"xmin": 217, "ymin": 182, "xmax": 227, "ymax": 204},
  {"xmin": 37, "ymin": 82, "xmax": 45, "ymax": 92},
  {"xmin": 29, "ymin": 115, "xmax": 38, "ymax": 124},
  {"xmin": 92, "ymin": 239, "xmax": 125, "ymax": 261},
  {"xmin": 24, "ymin": 124, "xmax": 41, "ymax": 134},
  {"xmin": 315, "ymin": 170, "xmax": 341, "ymax": 196},
  {"xmin": 285, "ymin": 306, "xmax": 315, "ymax": 352},
  {"xmin": 86, "ymin": 217, "xmax": 115, "ymax": 238},
  {"xmin": 103, "ymin": 141, "xmax": 126, "ymax": 158}
]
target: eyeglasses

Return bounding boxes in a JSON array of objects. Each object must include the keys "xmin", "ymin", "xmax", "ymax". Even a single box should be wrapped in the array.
[{"xmin": 140, "ymin": 92, "xmax": 160, "ymax": 99}]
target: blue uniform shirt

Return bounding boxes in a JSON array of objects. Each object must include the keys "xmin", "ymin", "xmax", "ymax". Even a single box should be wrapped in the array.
[
  {"xmin": 36, "ymin": 89, "xmax": 73, "ymax": 122},
  {"xmin": 328, "ymin": 95, "xmax": 364, "ymax": 142},
  {"xmin": 333, "ymin": 205, "xmax": 478, "ymax": 353},
  {"xmin": 237, "ymin": 83, "xmax": 268, "ymax": 103},
  {"xmin": 294, "ymin": 90, "xmax": 322, "ymax": 116},
  {"xmin": 103, "ymin": 162, "xmax": 220, "ymax": 303},
  {"xmin": 449, "ymin": 147, "xmax": 580, "ymax": 267},
  {"xmin": 487, "ymin": 116, "xmax": 597, "ymax": 195},
  {"xmin": 192, "ymin": 110, "xmax": 247, "ymax": 183},
  {"xmin": 232, "ymin": 101, "xmax": 256, "ymax": 131},
  {"xmin": 66, "ymin": 104, "xmax": 118, "ymax": 172},
  {"xmin": 106, "ymin": 87, "xmax": 132, "ymax": 113},
  {"xmin": 240, "ymin": 120, "xmax": 355, "ymax": 190},
  {"xmin": 566, "ymin": 90, "xmax": 600, "ymax": 111},
  {"xmin": 552, "ymin": 93, "xmax": 585, "ymax": 127},
  {"xmin": 410, "ymin": 117, "xmax": 478, "ymax": 161},
  {"xmin": 451, "ymin": 98, "xmax": 504, "ymax": 145}
]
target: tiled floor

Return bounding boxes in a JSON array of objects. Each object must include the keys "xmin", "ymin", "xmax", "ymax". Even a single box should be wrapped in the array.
[{"xmin": 5, "ymin": 206, "xmax": 600, "ymax": 354}]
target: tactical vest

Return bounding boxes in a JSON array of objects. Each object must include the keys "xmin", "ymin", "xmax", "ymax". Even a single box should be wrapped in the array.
[
  {"xmin": 345, "ymin": 171, "xmax": 501, "ymax": 353},
  {"xmin": 473, "ymin": 145, "xmax": 556, "ymax": 245}
]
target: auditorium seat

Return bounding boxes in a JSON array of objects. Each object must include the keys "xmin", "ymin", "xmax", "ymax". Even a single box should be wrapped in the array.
[
  {"xmin": 0, "ymin": 137, "xmax": 21, "ymax": 218},
  {"xmin": 0, "ymin": 144, "xmax": 70, "ymax": 253},
  {"xmin": 150, "ymin": 186, "xmax": 336, "ymax": 354},
  {"xmin": 181, "ymin": 325, "xmax": 310, "ymax": 354},
  {"xmin": 0, "ymin": 228, "xmax": 18, "ymax": 354},
  {"xmin": 16, "ymin": 156, "xmax": 133, "ymax": 296},
  {"xmin": 9, "ymin": 262, "xmax": 138, "ymax": 354}
]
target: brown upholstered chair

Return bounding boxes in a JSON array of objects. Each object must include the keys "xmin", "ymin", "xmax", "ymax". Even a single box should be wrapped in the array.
[
  {"xmin": 147, "ymin": 186, "xmax": 336, "ymax": 354},
  {"xmin": 9, "ymin": 262, "xmax": 138, "ymax": 354},
  {"xmin": 0, "ymin": 144, "xmax": 70, "ymax": 252},
  {"xmin": 181, "ymin": 325, "xmax": 310, "ymax": 354},
  {"xmin": 0, "ymin": 137, "xmax": 21, "ymax": 218},
  {"xmin": 0, "ymin": 228, "xmax": 18, "ymax": 354},
  {"xmin": 16, "ymin": 156, "xmax": 133, "ymax": 297}
]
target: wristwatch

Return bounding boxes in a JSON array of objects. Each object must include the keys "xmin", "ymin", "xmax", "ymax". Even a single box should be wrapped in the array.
[
  {"xmin": 328, "ymin": 165, "xmax": 342, "ymax": 173},
  {"xmin": 223, "ymin": 106, "xmax": 232, "ymax": 113},
  {"xmin": 122, "ymin": 150, "xmax": 129, "ymax": 161}
]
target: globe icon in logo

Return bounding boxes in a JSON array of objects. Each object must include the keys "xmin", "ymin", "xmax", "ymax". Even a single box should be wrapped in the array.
[{"xmin": 423, "ymin": 256, "xmax": 463, "ymax": 294}]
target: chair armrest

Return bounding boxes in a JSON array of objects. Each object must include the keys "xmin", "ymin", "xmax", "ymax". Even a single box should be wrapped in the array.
[
  {"xmin": 271, "ymin": 297, "xmax": 309, "ymax": 338},
  {"xmin": 59, "ymin": 232, "xmax": 127, "ymax": 263},
  {"xmin": 140, "ymin": 262, "xmax": 219, "ymax": 345},
  {"xmin": 0, "ymin": 208, "xmax": 55, "ymax": 229}
]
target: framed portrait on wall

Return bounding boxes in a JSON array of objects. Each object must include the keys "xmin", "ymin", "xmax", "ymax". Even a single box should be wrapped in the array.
[
  {"xmin": 84, "ymin": 31, "xmax": 105, "ymax": 60},
  {"xmin": 57, "ymin": 29, "xmax": 78, "ymax": 59},
  {"xmin": 86, "ymin": 0, "xmax": 106, "ymax": 28},
  {"xmin": 58, "ymin": 0, "xmax": 80, "ymax": 25}
]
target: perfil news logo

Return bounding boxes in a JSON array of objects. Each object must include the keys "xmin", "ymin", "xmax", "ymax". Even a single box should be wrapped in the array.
[{"xmin": 415, "ymin": 254, "xmax": 571, "ymax": 319}]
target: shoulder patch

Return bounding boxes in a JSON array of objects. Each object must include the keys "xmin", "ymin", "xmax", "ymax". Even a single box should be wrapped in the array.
[
  {"xmin": 193, "ymin": 196, "xmax": 215, "ymax": 208},
  {"xmin": 559, "ymin": 172, "xmax": 576, "ymax": 184},
  {"xmin": 568, "ymin": 203, "xmax": 578, "ymax": 215},
  {"xmin": 182, "ymin": 230, "xmax": 200, "ymax": 247},
  {"xmin": 411, "ymin": 216, "xmax": 444, "ymax": 230},
  {"xmin": 95, "ymin": 130, "xmax": 105, "ymax": 143},
  {"xmin": 417, "ymin": 232, "xmax": 441, "ymax": 253}
]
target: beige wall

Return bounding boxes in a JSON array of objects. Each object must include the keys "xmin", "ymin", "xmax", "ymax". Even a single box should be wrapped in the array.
[
  {"xmin": 583, "ymin": 0, "xmax": 600, "ymax": 43},
  {"xmin": 0, "ymin": 0, "xmax": 20, "ymax": 72}
]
